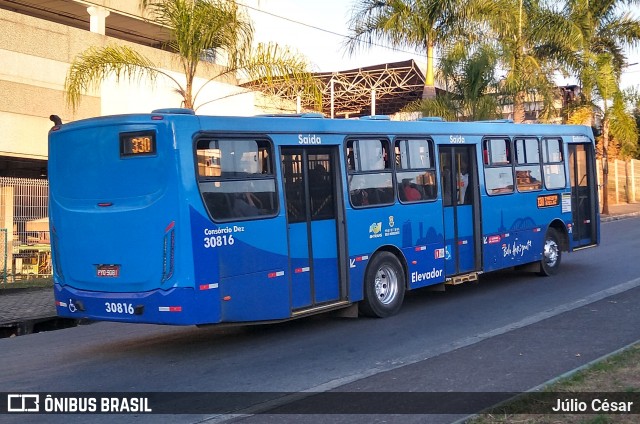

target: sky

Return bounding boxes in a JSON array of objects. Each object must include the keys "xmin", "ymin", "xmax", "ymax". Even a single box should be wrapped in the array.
[
  {"xmin": 242, "ymin": 0, "xmax": 424, "ymax": 72},
  {"xmin": 242, "ymin": 0, "xmax": 640, "ymax": 90}
]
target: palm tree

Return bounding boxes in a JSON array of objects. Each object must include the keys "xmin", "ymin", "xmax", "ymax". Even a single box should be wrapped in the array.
[
  {"xmin": 65, "ymin": 0, "xmax": 317, "ymax": 111},
  {"xmin": 480, "ymin": 0, "xmax": 559, "ymax": 123},
  {"xmin": 406, "ymin": 43, "xmax": 501, "ymax": 121},
  {"xmin": 346, "ymin": 0, "xmax": 497, "ymax": 98},
  {"xmin": 540, "ymin": 0, "xmax": 640, "ymax": 214}
]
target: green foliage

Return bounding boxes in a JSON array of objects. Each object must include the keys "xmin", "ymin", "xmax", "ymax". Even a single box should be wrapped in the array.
[
  {"xmin": 347, "ymin": 0, "xmax": 499, "ymax": 85},
  {"xmin": 610, "ymin": 91, "xmax": 639, "ymax": 158},
  {"xmin": 65, "ymin": 0, "xmax": 316, "ymax": 111},
  {"xmin": 65, "ymin": 45, "xmax": 161, "ymax": 111},
  {"xmin": 407, "ymin": 43, "xmax": 501, "ymax": 121}
]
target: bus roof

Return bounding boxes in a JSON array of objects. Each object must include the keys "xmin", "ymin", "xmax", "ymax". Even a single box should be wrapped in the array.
[{"xmin": 51, "ymin": 111, "xmax": 595, "ymax": 141}]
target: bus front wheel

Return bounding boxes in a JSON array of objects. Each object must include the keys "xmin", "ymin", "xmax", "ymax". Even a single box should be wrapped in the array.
[
  {"xmin": 360, "ymin": 252, "xmax": 405, "ymax": 318},
  {"xmin": 539, "ymin": 229, "xmax": 562, "ymax": 276}
]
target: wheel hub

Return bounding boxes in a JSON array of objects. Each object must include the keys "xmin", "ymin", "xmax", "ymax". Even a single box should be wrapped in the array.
[
  {"xmin": 374, "ymin": 265, "xmax": 398, "ymax": 305},
  {"xmin": 543, "ymin": 239, "xmax": 559, "ymax": 267}
]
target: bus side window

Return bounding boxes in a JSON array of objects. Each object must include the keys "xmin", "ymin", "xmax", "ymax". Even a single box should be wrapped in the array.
[
  {"xmin": 395, "ymin": 138, "xmax": 437, "ymax": 203},
  {"xmin": 515, "ymin": 137, "xmax": 542, "ymax": 192},
  {"xmin": 484, "ymin": 138, "xmax": 514, "ymax": 195},
  {"xmin": 346, "ymin": 139, "xmax": 394, "ymax": 207},
  {"xmin": 196, "ymin": 138, "xmax": 278, "ymax": 221},
  {"xmin": 542, "ymin": 137, "xmax": 566, "ymax": 189}
]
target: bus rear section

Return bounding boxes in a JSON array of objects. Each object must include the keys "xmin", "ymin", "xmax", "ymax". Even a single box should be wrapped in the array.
[{"xmin": 49, "ymin": 114, "xmax": 217, "ymax": 325}]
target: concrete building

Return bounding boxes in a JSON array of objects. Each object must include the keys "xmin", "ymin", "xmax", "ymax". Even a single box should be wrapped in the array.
[{"xmin": 0, "ymin": 0, "xmax": 290, "ymax": 178}]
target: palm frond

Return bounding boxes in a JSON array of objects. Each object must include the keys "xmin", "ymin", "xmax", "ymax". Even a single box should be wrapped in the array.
[
  {"xmin": 65, "ymin": 45, "xmax": 160, "ymax": 111},
  {"xmin": 233, "ymin": 42, "xmax": 322, "ymax": 110}
]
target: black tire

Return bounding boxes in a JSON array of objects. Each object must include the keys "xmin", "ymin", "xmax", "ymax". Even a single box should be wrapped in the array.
[
  {"xmin": 359, "ymin": 252, "xmax": 405, "ymax": 318},
  {"xmin": 538, "ymin": 228, "xmax": 562, "ymax": 276}
]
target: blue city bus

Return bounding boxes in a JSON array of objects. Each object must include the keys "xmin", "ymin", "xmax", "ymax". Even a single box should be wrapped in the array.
[{"xmin": 48, "ymin": 109, "xmax": 599, "ymax": 325}]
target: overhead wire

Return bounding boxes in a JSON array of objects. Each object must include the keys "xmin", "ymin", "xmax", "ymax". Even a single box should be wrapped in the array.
[{"xmin": 236, "ymin": 1, "xmax": 424, "ymax": 58}]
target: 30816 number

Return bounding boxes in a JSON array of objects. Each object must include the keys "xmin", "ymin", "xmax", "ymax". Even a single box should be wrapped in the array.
[
  {"xmin": 203, "ymin": 234, "xmax": 235, "ymax": 248},
  {"xmin": 105, "ymin": 302, "xmax": 134, "ymax": 315}
]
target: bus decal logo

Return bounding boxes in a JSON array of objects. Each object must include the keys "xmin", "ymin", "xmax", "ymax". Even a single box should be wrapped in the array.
[
  {"xmin": 295, "ymin": 267, "xmax": 310, "ymax": 274},
  {"xmin": 434, "ymin": 248, "xmax": 445, "ymax": 259},
  {"xmin": 199, "ymin": 283, "xmax": 219, "ymax": 290},
  {"xmin": 502, "ymin": 240, "xmax": 533, "ymax": 258},
  {"xmin": 268, "ymin": 271, "xmax": 285, "ymax": 278},
  {"xmin": 369, "ymin": 222, "xmax": 382, "ymax": 238}
]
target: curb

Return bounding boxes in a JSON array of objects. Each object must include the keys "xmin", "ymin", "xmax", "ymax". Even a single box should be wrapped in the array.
[
  {"xmin": 454, "ymin": 339, "xmax": 640, "ymax": 424},
  {"xmin": 601, "ymin": 212, "xmax": 640, "ymax": 222}
]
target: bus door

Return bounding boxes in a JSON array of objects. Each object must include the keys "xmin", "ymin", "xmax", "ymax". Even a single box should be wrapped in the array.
[
  {"xmin": 281, "ymin": 146, "xmax": 345, "ymax": 311},
  {"xmin": 439, "ymin": 145, "xmax": 482, "ymax": 277},
  {"xmin": 568, "ymin": 143, "xmax": 598, "ymax": 247}
]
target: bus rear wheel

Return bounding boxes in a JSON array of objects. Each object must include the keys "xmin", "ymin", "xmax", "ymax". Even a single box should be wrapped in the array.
[
  {"xmin": 539, "ymin": 228, "xmax": 561, "ymax": 276},
  {"xmin": 360, "ymin": 252, "xmax": 405, "ymax": 318}
]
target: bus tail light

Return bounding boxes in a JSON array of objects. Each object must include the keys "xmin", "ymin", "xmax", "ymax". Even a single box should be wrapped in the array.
[{"xmin": 162, "ymin": 221, "xmax": 175, "ymax": 283}]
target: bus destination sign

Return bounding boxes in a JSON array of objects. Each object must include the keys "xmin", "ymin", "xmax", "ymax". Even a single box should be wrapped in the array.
[{"xmin": 537, "ymin": 194, "xmax": 560, "ymax": 208}]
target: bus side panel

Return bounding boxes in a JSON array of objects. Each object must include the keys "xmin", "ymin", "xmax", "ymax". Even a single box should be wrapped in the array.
[
  {"xmin": 192, "ymin": 212, "xmax": 291, "ymax": 322},
  {"xmin": 443, "ymin": 207, "xmax": 456, "ymax": 275},
  {"xmin": 311, "ymin": 219, "xmax": 340, "ymax": 303},
  {"xmin": 481, "ymin": 191, "xmax": 570, "ymax": 270},
  {"xmin": 219, "ymin": 272, "xmax": 290, "ymax": 321},
  {"xmin": 289, "ymin": 222, "xmax": 313, "ymax": 309},
  {"xmin": 189, "ymin": 207, "xmax": 222, "ymax": 323},
  {"xmin": 346, "ymin": 205, "xmax": 446, "ymax": 295},
  {"xmin": 402, "ymin": 206, "xmax": 446, "ymax": 288}
]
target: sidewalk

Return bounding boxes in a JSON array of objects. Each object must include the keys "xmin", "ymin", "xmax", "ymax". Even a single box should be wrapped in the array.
[{"xmin": 0, "ymin": 202, "xmax": 639, "ymax": 335}]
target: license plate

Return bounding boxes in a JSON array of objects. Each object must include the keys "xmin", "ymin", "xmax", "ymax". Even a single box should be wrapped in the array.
[{"xmin": 96, "ymin": 265, "xmax": 120, "ymax": 277}]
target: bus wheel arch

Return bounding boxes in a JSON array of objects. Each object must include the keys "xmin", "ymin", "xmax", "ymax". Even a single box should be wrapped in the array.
[
  {"xmin": 359, "ymin": 248, "xmax": 407, "ymax": 318},
  {"xmin": 538, "ymin": 221, "xmax": 566, "ymax": 276}
]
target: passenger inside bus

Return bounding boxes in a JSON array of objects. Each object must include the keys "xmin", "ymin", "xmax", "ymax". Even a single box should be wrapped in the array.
[
  {"xmin": 402, "ymin": 178, "xmax": 422, "ymax": 201},
  {"xmin": 457, "ymin": 159, "xmax": 470, "ymax": 204}
]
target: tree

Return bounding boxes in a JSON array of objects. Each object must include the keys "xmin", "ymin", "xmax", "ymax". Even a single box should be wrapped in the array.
[
  {"xmin": 485, "ymin": 0, "xmax": 559, "ymax": 123},
  {"xmin": 346, "ymin": 0, "xmax": 496, "ymax": 98},
  {"xmin": 406, "ymin": 43, "xmax": 501, "ymax": 121},
  {"xmin": 540, "ymin": 0, "xmax": 640, "ymax": 213},
  {"xmin": 65, "ymin": 0, "xmax": 318, "ymax": 111}
]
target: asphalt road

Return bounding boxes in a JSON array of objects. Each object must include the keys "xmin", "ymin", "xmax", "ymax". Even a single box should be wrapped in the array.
[{"xmin": 1, "ymin": 217, "xmax": 639, "ymax": 424}]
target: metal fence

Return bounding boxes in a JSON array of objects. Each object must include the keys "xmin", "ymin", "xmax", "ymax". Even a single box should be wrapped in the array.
[{"xmin": 0, "ymin": 177, "xmax": 50, "ymax": 283}]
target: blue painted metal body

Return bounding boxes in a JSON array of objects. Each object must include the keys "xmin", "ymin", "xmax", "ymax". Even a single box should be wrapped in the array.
[{"xmin": 48, "ymin": 112, "xmax": 600, "ymax": 325}]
